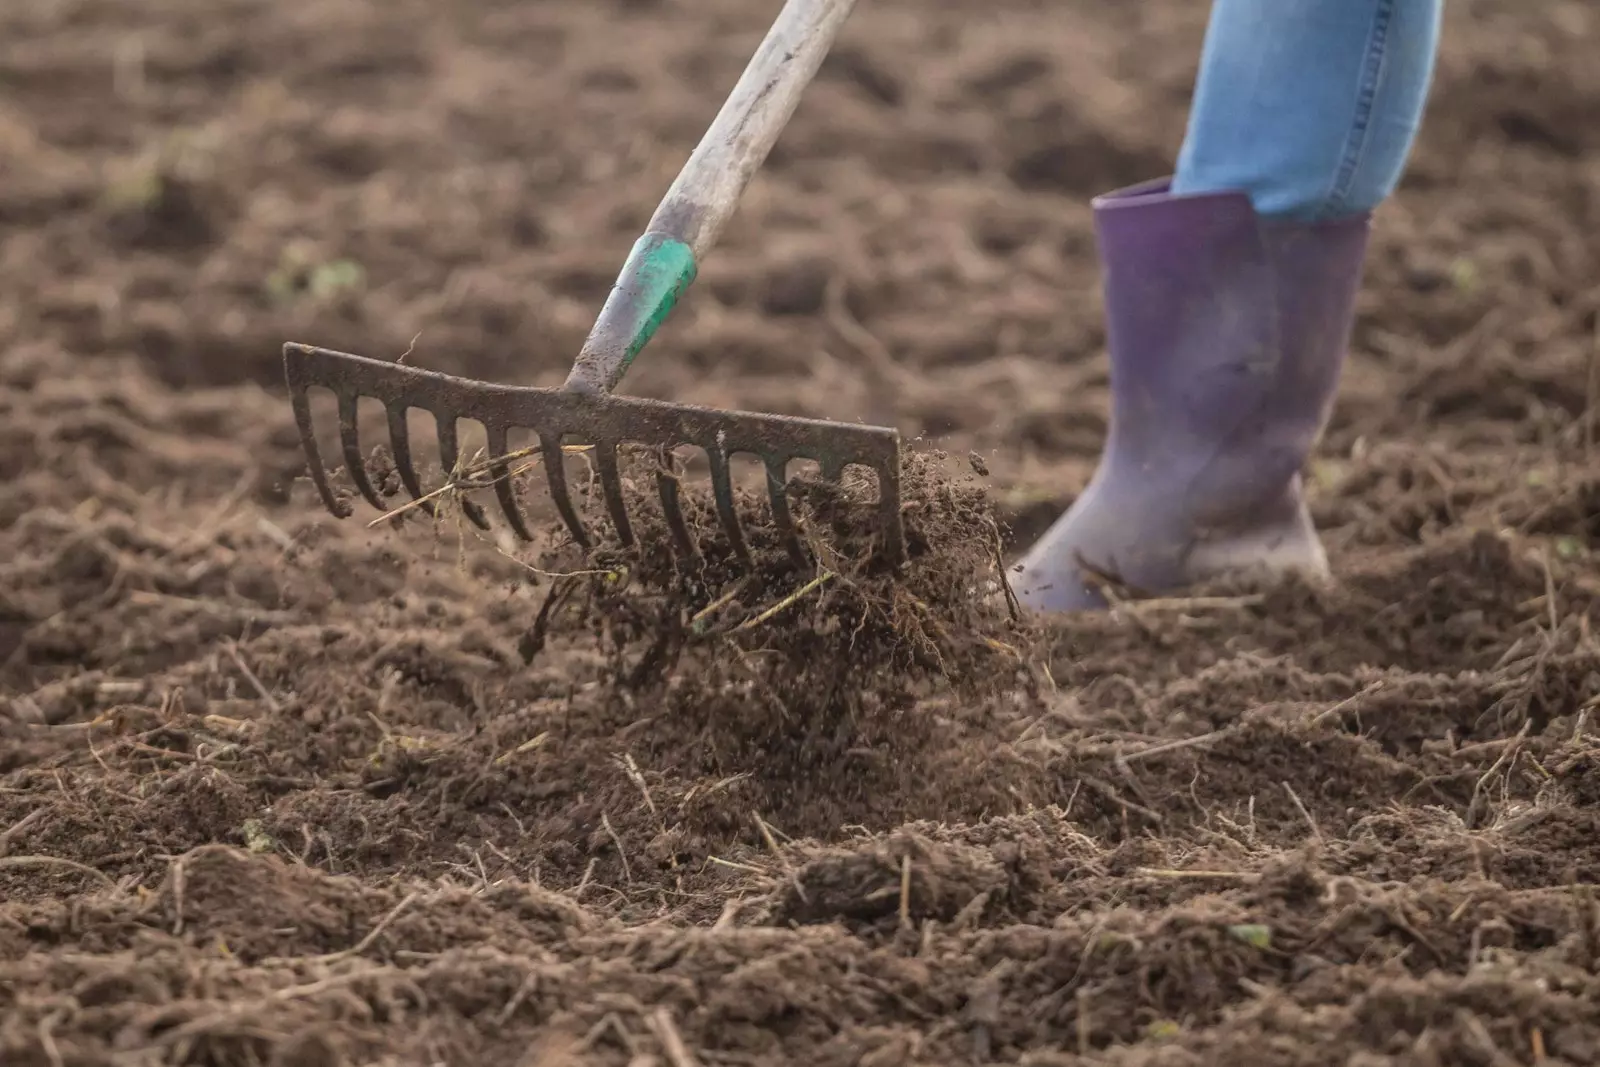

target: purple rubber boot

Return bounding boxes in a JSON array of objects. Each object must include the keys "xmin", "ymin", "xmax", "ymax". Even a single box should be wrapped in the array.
[{"xmin": 1009, "ymin": 179, "xmax": 1371, "ymax": 613}]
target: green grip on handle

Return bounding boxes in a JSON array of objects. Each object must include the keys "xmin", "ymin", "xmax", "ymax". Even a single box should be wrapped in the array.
[
  {"xmin": 622, "ymin": 232, "xmax": 698, "ymax": 368},
  {"xmin": 565, "ymin": 232, "xmax": 698, "ymax": 394}
]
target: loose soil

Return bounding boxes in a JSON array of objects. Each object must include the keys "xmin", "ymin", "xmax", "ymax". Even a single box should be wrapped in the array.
[{"xmin": 4, "ymin": 0, "xmax": 1600, "ymax": 1064}]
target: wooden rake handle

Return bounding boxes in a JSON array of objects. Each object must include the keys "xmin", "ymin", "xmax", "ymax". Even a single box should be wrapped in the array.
[{"xmin": 562, "ymin": 0, "xmax": 860, "ymax": 395}]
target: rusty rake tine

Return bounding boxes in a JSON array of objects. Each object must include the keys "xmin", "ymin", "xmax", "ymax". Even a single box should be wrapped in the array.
[
  {"xmin": 820, "ymin": 458, "xmax": 846, "ymax": 483},
  {"xmin": 289, "ymin": 385, "xmax": 350, "ymax": 518},
  {"xmin": 763, "ymin": 457, "xmax": 807, "ymax": 567},
  {"xmin": 876, "ymin": 463, "xmax": 908, "ymax": 567},
  {"xmin": 654, "ymin": 448, "xmax": 698, "ymax": 561},
  {"xmin": 595, "ymin": 443, "xmax": 634, "ymax": 547},
  {"xmin": 541, "ymin": 436, "xmax": 590, "ymax": 549},
  {"xmin": 483, "ymin": 424, "xmax": 533, "ymax": 541},
  {"xmin": 336, "ymin": 392, "xmax": 385, "ymax": 512},
  {"xmin": 434, "ymin": 413, "xmax": 491, "ymax": 531},
  {"xmin": 386, "ymin": 404, "xmax": 436, "ymax": 517},
  {"xmin": 707, "ymin": 448, "xmax": 752, "ymax": 567}
]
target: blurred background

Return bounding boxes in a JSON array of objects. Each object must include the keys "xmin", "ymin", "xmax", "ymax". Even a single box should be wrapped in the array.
[{"xmin": 1, "ymin": 0, "xmax": 1596, "ymax": 550}]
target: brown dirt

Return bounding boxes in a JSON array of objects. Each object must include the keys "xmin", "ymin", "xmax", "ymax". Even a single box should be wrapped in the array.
[{"xmin": 4, "ymin": 0, "xmax": 1600, "ymax": 1063}]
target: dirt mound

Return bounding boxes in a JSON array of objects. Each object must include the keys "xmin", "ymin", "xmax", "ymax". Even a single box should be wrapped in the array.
[
  {"xmin": 521, "ymin": 447, "xmax": 1039, "ymax": 835},
  {"xmin": 5, "ymin": 0, "xmax": 1600, "ymax": 1063}
]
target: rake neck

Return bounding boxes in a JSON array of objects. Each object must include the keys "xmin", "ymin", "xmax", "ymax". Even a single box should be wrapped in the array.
[
  {"xmin": 562, "ymin": 231, "xmax": 697, "ymax": 395},
  {"xmin": 562, "ymin": 0, "xmax": 858, "ymax": 396}
]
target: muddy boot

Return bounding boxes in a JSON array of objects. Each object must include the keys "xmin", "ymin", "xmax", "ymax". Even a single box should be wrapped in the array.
[{"xmin": 1008, "ymin": 179, "xmax": 1371, "ymax": 613}]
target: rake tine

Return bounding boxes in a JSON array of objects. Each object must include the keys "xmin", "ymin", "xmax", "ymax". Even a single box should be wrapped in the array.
[
  {"xmin": 763, "ymin": 457, "xmax": 808, "ymax": 567},
  {"xmin": 386, "ymin": 404, "xmax": 437, "ymax": 518},
  {"xmin": 541, "ymin": 436, "xmax": 590, "ymax": 549},
  {"xmin": 289, "ymin": 384, "xmax": 351, "ymax": 518},
  {"xmin": 433, "ymin": 412, "xmax": 491, "ymax": 531},
  {"xmin": 820, "ymin": 458, "xmax": 846, "ymax": 483},
  {"xmin": 336, "ymin": 392, "xmax": 386, "ymax": 512},
  {"xmin": 594, "ymin": 443, "xmax": 635, "ymax": 547},
  {"xmin": 706, "ymin": 447, "xmax": 752, "ymax": 567},
  {"xmin": 654, "ymin": 447, "xmax": 699, "ymax": 561},
  {"xmin": 483, "ymin": 423, "xmax": 533, "ymax": 542},
  {"xmin": 875, "ymin": 463, "xmax": 908, "ymax": 568}
]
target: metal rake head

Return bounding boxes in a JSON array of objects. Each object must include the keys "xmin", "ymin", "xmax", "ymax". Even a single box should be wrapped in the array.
[{"xmin": 283, "ymin": 342, "xmax": 908, "ymax": 569}]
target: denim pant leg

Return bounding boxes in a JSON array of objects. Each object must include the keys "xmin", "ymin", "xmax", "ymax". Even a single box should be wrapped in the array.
[{"xmin": 1171, "ymin": 0, "xmax": 1443, "ymax": 222}]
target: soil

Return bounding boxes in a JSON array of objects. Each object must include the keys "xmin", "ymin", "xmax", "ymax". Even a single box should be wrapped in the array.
[{"xmin": 4, "ymin": 0, "xmax": 1600, "ymax": 1064}]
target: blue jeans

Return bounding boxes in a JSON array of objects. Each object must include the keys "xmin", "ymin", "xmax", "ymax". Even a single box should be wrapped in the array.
[{"xmin": 1172, "ymin": 0, "xmax": 1443, "ymax": 222}]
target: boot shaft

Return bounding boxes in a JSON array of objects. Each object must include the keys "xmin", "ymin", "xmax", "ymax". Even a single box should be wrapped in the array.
[{"xmin": 1091, "ymin": 180, "xmax": 1370, "ymax": 519}]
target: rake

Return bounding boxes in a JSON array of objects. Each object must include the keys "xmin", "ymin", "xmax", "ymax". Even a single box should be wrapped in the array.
[{"xmin": 283, "ymin": 0, "xmax": 906, "ymax": 570}]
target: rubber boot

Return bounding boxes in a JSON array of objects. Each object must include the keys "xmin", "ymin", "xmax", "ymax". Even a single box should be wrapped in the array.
[{"xmin": 1008, "ymin": 179, "xmax": 1371, "ymax": 613}]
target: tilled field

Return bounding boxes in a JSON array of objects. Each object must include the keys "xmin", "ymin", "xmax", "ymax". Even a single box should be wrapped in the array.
[{"xmin": 4, "ymin": 0, "xmax": 1600, "ymax": 1064}]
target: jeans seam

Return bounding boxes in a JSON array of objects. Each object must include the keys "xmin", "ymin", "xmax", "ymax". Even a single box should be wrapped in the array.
[{"xmin": 1325, "ymin": 0, "xmax": 1395, "ymax": 217}]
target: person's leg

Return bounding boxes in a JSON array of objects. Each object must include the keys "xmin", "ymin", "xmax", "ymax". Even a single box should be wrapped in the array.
[
  {"xmin": 1173, "ymin": 0, "xmax": 1441, "ymax": 221},
  {"xmin": 1009, "ymin": 0, "xmax": 1441, "ymax": 613}
]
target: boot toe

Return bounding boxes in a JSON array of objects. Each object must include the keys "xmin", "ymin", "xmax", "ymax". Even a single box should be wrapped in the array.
[{"xmin": 1004, "ymin": 548, "xmax": 1109, "ymax": 614}]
